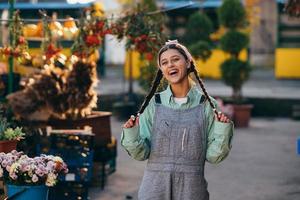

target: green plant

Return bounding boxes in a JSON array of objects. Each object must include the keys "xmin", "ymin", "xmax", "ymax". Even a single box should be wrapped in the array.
[
  {"xmin": 189, "ymin": 41, "xmax": 212, "ymax": 61},
  {"xmin": 0, "ymin": 117, "xmax": 24, "ymax": 141},
  {"xmin": 218, "ymin": 0, "xmax": 250, "ymax": 102},
  {"xmin": 218, "ymin": 0, "xmax": 247, "ymax": 29},
  {"xmin": 183, "ymin": 11, "xmax": 213, "ymax": 62},
  {"xmin": 220, "ymin": 58, "xmax": 251, "ymax": 100},
  {"xmin": 184, "ymin": 12, "xmax": 213, "ymax": 45},
  {"xmin": 1, "ymin": 127, "xmax": 24, "ymax": 141},
  {"xmin": 220, "ymin": 30, "xmax": 249, "ymax": 57}
]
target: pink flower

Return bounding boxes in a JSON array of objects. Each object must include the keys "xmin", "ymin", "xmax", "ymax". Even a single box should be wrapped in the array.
[
  {"xmin": 9, "ymin": 173, "xmax": 17, "ymax": 180},
  {"xmin": 0, "ymin": 151, "xmax": 68, "ymax": 186},
  {"xmin": 32, "ymin": 174, "xmax": 39, "ymax": 183},
  {"xmin": 2, "ymin": 160, "xmax": 8, "ymax": 168}
]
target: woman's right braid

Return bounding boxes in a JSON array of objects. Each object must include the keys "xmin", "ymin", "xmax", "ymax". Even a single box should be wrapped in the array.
[
  {"xmin": 137, "ymin": 69, "xmax": 163, "ymax": 115},
  {"xmin": 191, "ymin": 63, "xmax": 219, "ymax": 116}
]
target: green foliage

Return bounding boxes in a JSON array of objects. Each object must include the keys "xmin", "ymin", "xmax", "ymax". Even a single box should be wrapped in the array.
[
  {"xmin": 220, "ymin": 30, "xmax": 249, "ymax": 57},
  {"xmin": 184, "ymin": 12, "xmax": 213, "ymax": 45},
  {"xmin": 220, "ymin": 58, "xmax": 251, "ymax": 99},
  {"xmin": 189, "ymin": 41, "xmax": 212, "ymax": 61},
  {"xmin": 0, "ymin": 117, "xmax": 9, "ymax": 135},
  {"xmin": 218, "ymin": 0, "xmax": 247, "ymax": 29},
  {"xmin": 138, "ymin": 61, "xmax": 167, "ymax": 92},
  {"xmin": 142, "ymin": 0, "xmax": 157, "ymax": 11},
  {"xmin": 2, "ymin": 127, "xmax": 25, "ymax": 141},
  {"xmin": 0, "ymin": 117, "xmax": 25, "ymax": 141},
  {"xmin": 0, "ymin": 104, "xmax": 25, "ymax": 141},
  {"xmin": 219, "ymin": 0, "xmax": 250, "ymax": 101}
]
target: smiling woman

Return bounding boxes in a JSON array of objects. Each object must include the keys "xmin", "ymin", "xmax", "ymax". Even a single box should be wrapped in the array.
[{"xmin": 121, "ymin": 40, "xmax": 234, "ymax": 200}]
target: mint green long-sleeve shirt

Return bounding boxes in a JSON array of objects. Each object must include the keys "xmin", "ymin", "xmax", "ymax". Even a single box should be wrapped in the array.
[{"xmin": 121, "ymin": 85, "xmax": 234, "ymax": 164}]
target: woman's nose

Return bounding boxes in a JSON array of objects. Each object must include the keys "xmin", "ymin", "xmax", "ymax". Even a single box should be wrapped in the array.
[{"xmin": 167, "ymin": 61, "xmax": 175, "ymax": 68}]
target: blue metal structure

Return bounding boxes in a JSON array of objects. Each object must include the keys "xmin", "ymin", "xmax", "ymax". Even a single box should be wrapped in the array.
[
  {"xmin": 158, "ymin": 0, "xmax": 286, "ymax": 9},
  {"xmin": 158, "ymin": 0, "xmax": 222, "ymax": 9},
  {"xmin": 0, "ymin": 2, "xmax": 90, "ymax": 10}
]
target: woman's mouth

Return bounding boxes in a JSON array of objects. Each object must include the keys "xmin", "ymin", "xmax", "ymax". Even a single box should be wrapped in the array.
[{"xmin": 168, "ymin": 69, "xmax": 178, "ymax": 76}]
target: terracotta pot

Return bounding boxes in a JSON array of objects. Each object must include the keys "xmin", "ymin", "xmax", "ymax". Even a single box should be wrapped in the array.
[
  {"xmin": 0, "ymin": 140, "xmax": 18, "ymax": 153},
  {"xmin": 232, "ymin": 104, "xmax": 253, "ymax": 128}
]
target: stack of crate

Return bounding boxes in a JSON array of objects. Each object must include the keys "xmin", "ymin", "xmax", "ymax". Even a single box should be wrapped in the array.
[
  {"xmin": 43, "ymin": 127, "xmax": 95, "ymax": 200},
  {"xmin": 92, "ymin": 136, "xmax": 117, "ymax": 189}
]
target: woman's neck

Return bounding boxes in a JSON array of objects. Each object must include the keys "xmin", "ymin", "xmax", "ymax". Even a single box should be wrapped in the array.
[{"xmin": 170, "ymin": 79, "xmax": 191, "ymax": 98}]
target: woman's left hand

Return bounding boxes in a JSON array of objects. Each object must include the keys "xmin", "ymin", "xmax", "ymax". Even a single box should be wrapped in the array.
[{"xmin": 215, "ymin": 112, "xmax": 230, "ymax": 123}]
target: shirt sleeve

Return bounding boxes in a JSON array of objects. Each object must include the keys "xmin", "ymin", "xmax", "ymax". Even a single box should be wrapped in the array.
[
  {"xmin": 121, "ymin": 98, "xmax": 154, "ymax": 161},
  {"xmin": 205, "ymin": 97, "xmax": 234, "ymax": 164}
]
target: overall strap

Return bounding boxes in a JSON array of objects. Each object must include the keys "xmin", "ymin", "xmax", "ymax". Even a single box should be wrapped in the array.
[
  {"xmin": 155, "ymin": 93, "xmax": 161, "ymax": 104},
  {"xmin": 199, "ymin": 95, "xmax": 206, "ymax": 104}
]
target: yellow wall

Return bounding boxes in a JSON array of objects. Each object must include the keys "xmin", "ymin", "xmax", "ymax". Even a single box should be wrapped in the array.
[
  {"xmin": 124, "ymin": 49, "xmax": 248, "ymax": 79},
  {"xmin": 275, "ymin": 48, "xmax": 300, "ymax": 79}
]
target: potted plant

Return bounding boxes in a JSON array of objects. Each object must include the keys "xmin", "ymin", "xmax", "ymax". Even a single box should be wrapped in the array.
[
  {"xmin": 0, "ymin": 150, "xmax": 68, "ymax": 200},
  {"xmin": 218, "ymin": 0, "xmax": 252, "ymax": 127},
  {"xmin": 184, "ymin": 11, "xmax": 213, "ymax": 62},
  {"xmin": 0, "ymin": 117, "xmax": 25, "ymax": 153}
]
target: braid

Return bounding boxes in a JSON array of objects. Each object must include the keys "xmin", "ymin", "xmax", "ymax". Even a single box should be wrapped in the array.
[
  {"xmin": 137, "ymin": 69, "xmax": 163, "ymax": 115},
  {"xmin": 190, "ymin": 62, "xmax": 219, "ymax": 116}
]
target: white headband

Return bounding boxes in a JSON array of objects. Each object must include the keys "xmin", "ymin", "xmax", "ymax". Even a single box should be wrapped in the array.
[{"xmin": 157, "ymin": 40, "xmax": 193, "ymax": 68}]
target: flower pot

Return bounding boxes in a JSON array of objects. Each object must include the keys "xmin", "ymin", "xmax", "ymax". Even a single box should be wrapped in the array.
[
  {"xmin": 6, "ymin": 184, "xmax": 49, "ymax": 200},
  {"xmin": 0, "ymin": 140, "xmax": 18, "ymax": 153},
  {"xmin": 232, "ymin": 104, "xmax": 253, "ymax": 128}
]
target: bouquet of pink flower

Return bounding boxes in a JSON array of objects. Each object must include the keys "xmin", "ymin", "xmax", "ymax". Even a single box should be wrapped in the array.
[{"xmin": 0, "ymin": 150, "xmax": 68, "ymax": 187}]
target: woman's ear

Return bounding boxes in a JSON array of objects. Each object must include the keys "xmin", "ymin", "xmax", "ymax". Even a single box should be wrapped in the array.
[{"xmin": 187, "ymin": 61, "xmax": 191, "ymax": 69}]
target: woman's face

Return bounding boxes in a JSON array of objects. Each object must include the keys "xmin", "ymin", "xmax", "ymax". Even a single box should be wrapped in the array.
[{"xmin": 159, "ymin": 48, "xmax": 189, "ymax": 85}]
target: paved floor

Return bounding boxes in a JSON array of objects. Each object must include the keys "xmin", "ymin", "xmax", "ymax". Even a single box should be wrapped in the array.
[{"xmin": 90, "ymin": 117, "xmax": 300, "ymax": 200}]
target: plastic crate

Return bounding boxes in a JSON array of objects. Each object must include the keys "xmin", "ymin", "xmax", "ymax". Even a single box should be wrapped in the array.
[
  {"xmin": 59, "ymin": 163, "xmax": 93, "ymax": 183},
  {"xmin": 49, "ymin": 182, "xmax": 89, "ymax": 200},
  {"xmin": 49, "ymin": 149, "xmax": 94, "ymax": 167}
]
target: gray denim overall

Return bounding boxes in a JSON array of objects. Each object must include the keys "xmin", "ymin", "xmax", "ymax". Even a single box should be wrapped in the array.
[{"xmin": 138, "ymin": 94, "xmax": 209, "ymax": 200}]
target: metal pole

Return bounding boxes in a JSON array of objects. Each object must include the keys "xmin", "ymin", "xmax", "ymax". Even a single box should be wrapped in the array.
[
  {"xmin": 8, "ymin": 0, "xmax": 15, "ymax": 94},
  {"xmin": 128, "ymin": 49, "xmax": 133, "ymax": 95}
]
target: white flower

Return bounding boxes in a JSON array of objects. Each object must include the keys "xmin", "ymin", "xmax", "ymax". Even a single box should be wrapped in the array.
[
  {"xmin": 53, "ymin": 156, "xmax": 63, "ymax": 163},
  {"xmin": 45, "ymin": 173, "xmax": 57, "ymax": 187},
  {"xmin": 9, "ymin": 163, "xmax": 20, "ymax": 175},
  {"xmin": 28, "ymin": 170, "xmax": 33, "ymax": 177}
]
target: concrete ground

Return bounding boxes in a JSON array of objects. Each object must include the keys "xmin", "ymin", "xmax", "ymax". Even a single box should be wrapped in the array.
[{"xmin": 90, "ymin": 117, "xmax": 300, "ymax": 200}]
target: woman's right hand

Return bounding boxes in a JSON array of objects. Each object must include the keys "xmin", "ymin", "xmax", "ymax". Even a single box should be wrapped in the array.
[{"xmin": 123, "ymin": 115, "xmax": 140, "ymax": 128}]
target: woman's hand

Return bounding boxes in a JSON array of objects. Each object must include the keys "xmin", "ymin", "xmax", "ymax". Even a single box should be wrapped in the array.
[
  {"xmin": 123, "ymin": 115, "xmax": 140, "ymax": 128},
  {"xmin": 215, "ymin": 112, "xmax": 230, "ymax": 123}
]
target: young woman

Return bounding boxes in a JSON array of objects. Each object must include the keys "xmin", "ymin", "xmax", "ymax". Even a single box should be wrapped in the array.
[{"xmin": 121, "ymin": 40, "xmax": 234, "ymax": 200}]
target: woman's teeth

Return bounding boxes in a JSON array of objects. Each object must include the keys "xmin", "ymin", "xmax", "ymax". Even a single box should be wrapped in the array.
[{"xmin": 169, "ymin": 70, "xmax": 178, "ymax": 76}]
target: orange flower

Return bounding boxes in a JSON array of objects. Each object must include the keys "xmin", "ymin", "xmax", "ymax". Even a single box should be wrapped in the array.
[{"xmin": 85, "ymin": 35, "xmax": 101, "ymax": 47}]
